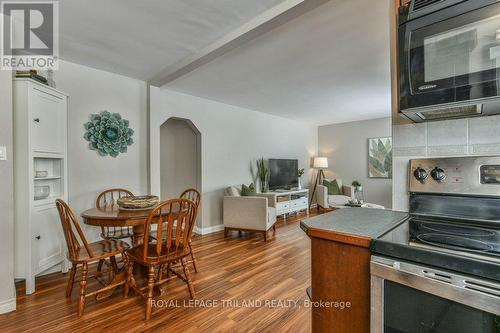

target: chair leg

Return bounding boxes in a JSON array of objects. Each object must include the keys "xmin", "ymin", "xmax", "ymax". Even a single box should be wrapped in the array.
[
  {"xmin": 78, "ymin": 262, "xmax": 88, "ymax": 317},
  {"xmin": 145, "ymin": 265, "xmax": 155, "ymax": 321},
  {"xmin": 96, "ymin": 259, "xmax": 104, "ymax": 276},
  {"xmin": 189, "ymin": 243, "xmax": 198, "ymax": 273},
  {"xmin": 110, "ymin": 256, "xmax": 119, "ymax": 273},
  {"xmin": 224, "ymin": 228, "xmax": 228, "ymax": 238},
  {"xmin": 273, "ymin": 224, "xmax": 276, "ymax": 235},
  {"xmin": 181, "ymin": 258, "xmax": 195, "ymax": 299},
  {"xmin": 66, "ymin": 264, "xmax": 77, "ymax": 298},
  {"xmin": 123, "ymin": 258, "xmax": 133, "ymax": 298},
  {"xmin": 157, "ymin": 264, "xmax": 164, "ymax": 282},
  {"xmin": 166, "ymin": 262, "xmax": 172, "ymax": 279}
]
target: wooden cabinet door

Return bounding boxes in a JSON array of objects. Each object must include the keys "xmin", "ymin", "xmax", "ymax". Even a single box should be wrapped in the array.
[
  {"xmin": 32, "ymin": 206, "xmax": 64, "ymax": 275},
  {"xmin": 30, "ymin": 88, "xmax": 66, "ymax": 154}
]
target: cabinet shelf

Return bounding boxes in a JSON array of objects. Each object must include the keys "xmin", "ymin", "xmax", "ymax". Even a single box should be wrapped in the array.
[
  {"xmin": 258, "ymin": 189, "xmax": 309, "ymax": 220},
  {"xmin": 34, "ymin": 176, "xmax": 61, "ymax": 181},
  {"xmin": 33, "ymin": 195, "xmax": 62, "ymax": 207},
  {"xmin": 33, "ymin": 157, "xmax": 64, "ymax": 202}
]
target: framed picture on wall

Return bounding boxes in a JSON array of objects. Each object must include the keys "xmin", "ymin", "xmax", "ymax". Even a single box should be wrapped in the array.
[{"xmin": 368, "ymin": 137, "xmax": 392, "ymax": 178}]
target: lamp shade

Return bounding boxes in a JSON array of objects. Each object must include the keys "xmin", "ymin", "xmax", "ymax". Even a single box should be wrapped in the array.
[{"xmin": 313, "ymin": 157, "xmax": 328, "ymax": 169}]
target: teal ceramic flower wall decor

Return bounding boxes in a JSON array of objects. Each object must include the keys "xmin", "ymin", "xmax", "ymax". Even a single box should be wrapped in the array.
[{"xmin": 83, "ymin": 111, "xmax": 134, "ymax": 157}]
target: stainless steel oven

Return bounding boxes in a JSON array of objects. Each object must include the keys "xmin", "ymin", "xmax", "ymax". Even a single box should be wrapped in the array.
[
  {"xmin": 399, "ymin": 0, "xmax": 500, "ymax": 122},
  {"xmin": 371, "ymin": 256, "xmax": 500, "ymax": 333},
  {"xmin": 371, "ymin": 156, "xmax": 500, "ymax": 332}
]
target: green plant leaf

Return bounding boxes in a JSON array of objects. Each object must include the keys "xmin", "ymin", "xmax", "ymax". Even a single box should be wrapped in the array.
[{"xmin": 369, "ymin": 138, "xmax": 392, "ymax": 178}]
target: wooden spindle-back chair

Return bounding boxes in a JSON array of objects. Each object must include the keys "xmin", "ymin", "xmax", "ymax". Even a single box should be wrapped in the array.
[
  {"xmin": 124, "ymin": 198, "xmax": 197, "ymax": 320},
  {"xmin": 96, "ymin": 188, "xmax": 134, "ymax": 240},
  {"xmin": 56, "ymin": 199, "xmax": 129, "ymax": 317},
  {"xmin": 179, "ymin": 188, "xmax": 201, "ymax": 272}
]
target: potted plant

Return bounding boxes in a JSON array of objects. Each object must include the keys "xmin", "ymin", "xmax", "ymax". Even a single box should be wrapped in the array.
[
  {"xmin": 352, "ymin": 180, "xmax": 362, "ymax": 192},
  {"xmin": 297, "ymin": 168, "xmax": 305, "ymax": 189},
  {"xmin": 257, "ymin": 158, "xmax": 268, "ymax": 193}
]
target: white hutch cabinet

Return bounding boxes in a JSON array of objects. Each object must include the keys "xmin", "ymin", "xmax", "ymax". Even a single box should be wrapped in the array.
[{"xmin": 13, "ymin": 79, "xmax": 69, "ymax": 294}]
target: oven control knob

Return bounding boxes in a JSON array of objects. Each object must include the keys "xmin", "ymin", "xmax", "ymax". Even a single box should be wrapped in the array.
[
  {"xmin": 431, "ymin": 167, "xmax": 446, "ymax": 182},
  {"xmin": 413, "ymin": 167, "xmax": 428, "ymax": 181}
]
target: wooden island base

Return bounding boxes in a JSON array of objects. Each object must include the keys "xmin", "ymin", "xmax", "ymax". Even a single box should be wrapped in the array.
[
  {"xmin": 301, "ymin": 208, "xmax": 408, "ymax": 332},
  {"xmin": 311, "ymin": 236, "xmax": 371, "ymax": 332}
]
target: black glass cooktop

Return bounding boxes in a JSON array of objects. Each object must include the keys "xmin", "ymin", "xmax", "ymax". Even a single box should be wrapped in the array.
[
  {"xmin": 371, "ymin": 217, "xmax": 500, "ymax": 282},
  {"xmin": 410, "ymin": 219, "xmax": 500, "ymax": 256}
]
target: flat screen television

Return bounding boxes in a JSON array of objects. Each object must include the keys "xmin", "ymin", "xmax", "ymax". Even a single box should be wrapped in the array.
[{"xmin": 268, "ymin": 159, "xmax": 298, "ymax": 190}]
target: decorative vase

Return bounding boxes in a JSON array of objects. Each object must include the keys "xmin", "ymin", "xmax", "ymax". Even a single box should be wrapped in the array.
[
  {"xmin": 260, "ymin": 179, "xmax": 267, "ymax": 193},
  {"xmin": 297, "ymin": 178, "xmax": 302, "ymax": 190}
]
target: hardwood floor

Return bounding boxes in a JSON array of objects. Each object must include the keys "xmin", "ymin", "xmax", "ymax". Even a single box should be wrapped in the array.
[{"xmin": 0, "ymin": 211, "xmax": 320, "ymax": 332}]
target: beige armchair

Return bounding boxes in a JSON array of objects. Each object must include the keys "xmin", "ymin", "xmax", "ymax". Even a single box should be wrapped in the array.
[
  {"xmin": 223, "ymin": 186, "xmax": 277, "ymax": 241},
  {"xmin": 316, "ymin": 179, "xmax": 355, "ymax": 209}
]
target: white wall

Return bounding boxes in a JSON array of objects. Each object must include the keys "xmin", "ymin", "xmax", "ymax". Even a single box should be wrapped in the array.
[
  {"xmin": 54, "ymin": 60, "xmax": 148, "ymax": 240},
  {"xmin": 160, "ymin": 118, "xmax": 201, "ymax": 200},
  {"xmin": 150, "ymin": 88, "xmax": 318, "ymax": 231},
  {"xmin": 0, "ymin": 70, "xmax": 16, "ymax": 313},
  {"xmin": 318, "ymin": 117, "xmax": 392, "ymax": 208},
  {"xmin": 393, "ymin": 115, "xmax": 500, "ymax": 211}
]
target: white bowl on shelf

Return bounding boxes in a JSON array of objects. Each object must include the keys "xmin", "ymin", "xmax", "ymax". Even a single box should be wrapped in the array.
[
  {"xmin": 34, "ymin": 186, "xmax": 50, "ymax": 200},
  {"xmin": 35, "ymin": 170, "xmax": 48, "ymax": 178}
]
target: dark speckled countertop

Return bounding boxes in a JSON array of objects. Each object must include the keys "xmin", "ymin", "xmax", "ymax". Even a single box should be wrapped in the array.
[{"xmin": 300, "ymin": 208, "xmax": 408, "ymax": 243}]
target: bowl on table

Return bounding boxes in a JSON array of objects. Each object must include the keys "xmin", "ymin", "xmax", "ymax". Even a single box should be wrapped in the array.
[{"xmin": 117, "ymin": 195, "xmax": 159, "ymax": 210}]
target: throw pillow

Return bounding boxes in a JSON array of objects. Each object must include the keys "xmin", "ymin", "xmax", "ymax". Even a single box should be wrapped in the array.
[
  {"xmin": 241, "ymin": 183, "xmax": 256, "ymax": 196},
  {"xmin": 225, "ymin": 186, "xmax": 241, "ymax": 197},
  {"xmin": 323, "ymin": 179, "xmax": 342, "ymax": 195}
]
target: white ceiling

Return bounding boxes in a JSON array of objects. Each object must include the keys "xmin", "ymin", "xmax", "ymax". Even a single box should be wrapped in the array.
[
  {"xmin": 58, "ymin": 0, "xmax": 284, "ymax": 80},
  {"xmin": 164, "ymin": 0, "xmax": 392, "ymax": 125},
  {"xmin": 58, "ymin": 0, "xmax": 392, "ymax": 125}
]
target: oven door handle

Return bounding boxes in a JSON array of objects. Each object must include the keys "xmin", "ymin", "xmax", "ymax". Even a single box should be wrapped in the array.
[
  {"xmin": 421, "ymin": 269, "xmax": 453, "ymax": 283},
  {"xmin": 370, "ymin": 256, "xmax": 500, "ymax": 333}
]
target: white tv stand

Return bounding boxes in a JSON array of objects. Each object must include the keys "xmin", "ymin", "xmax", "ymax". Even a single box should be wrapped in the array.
[{"xmin": 258, "ymin": 188, "xmax": 309, "ymax": 220}]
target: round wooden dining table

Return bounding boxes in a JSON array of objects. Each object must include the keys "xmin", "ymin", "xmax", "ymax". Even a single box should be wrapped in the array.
[
  {"xmin": 81, "ymin": 205, "xmax": 157, "ymax": 246},
  {"xmin": 81, "ymin": 204, "xmax": 188, "ymax": 300}
]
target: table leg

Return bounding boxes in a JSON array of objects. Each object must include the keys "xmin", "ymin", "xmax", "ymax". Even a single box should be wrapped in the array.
[
  {"xmin": 132, "ymin": 225, "xmax": 145, "ymax": 246},
  {"xmin": 131, "ymin": 224, "xmax": 150, "ymax": 279}
]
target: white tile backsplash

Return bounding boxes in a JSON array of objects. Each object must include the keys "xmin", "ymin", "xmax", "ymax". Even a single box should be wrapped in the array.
[
  {"xmin": 427, "ymin": 145, "xmax": 468, "ymax": 156},
  {"xmin": 469, "ymin": 115, "xmax": 500, "ymax": 145},
  {"xmin": 427, "ymin": 118, "xmax": 468, "ymax": 146},
  {"xmin": 393, "ymin": 123, "xmax": 426, "ymax": 148},
  {"xmin": 392, "ymin": 157, "xmax": 412, "ymax": 212},
  {"xmin": 392, "ymin": 117, "xmax": 500, "ymax": 212},
  {"xmin": 393, "ymin": 146, "xmax": 427, "ymax": 157},
  {"xmin": 470, "ymin": 143, "xmax": 500, "ymax": 155}
]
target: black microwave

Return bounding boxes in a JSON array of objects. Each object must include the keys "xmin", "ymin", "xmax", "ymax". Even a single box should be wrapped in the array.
[{"xmin": 399, "ymin": 0, "xmax": 500, "ymax": 122}]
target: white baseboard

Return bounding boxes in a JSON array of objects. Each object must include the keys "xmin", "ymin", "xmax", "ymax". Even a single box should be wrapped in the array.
[
  {"xmin": 37, "ymin": 263, "xmax": 62, "ymax": 277},
  {"xmin": 0, "ymin": 298, "xmax": 16, "ymax": 314},
  {"xmin": 194, "ymin": 224, "xmax": 224, "ymax": 235}
]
